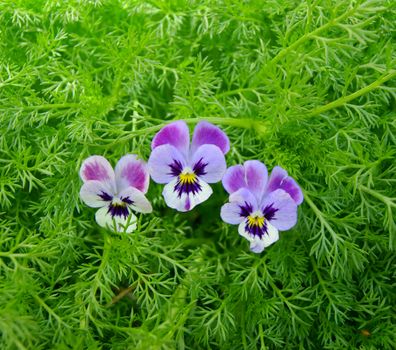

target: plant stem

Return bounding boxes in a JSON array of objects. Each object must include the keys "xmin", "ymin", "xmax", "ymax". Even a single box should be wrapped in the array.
[
  {"xmin": 270, "ymin": 5, "xmax": 359, "ymax": 65},
  {"xmin": 303, "ymin": 192, "xmax": 338, "ymax": 240},
  {"xmin": 309, "ymin": 70, "xmax": 396, "ymax": 116}
]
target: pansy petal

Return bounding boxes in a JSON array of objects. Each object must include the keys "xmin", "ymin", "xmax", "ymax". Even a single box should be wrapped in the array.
[
  {"xmin": 229, "ymin": 187, "xmax": 258, "ymax": 211},
  {"xmin": 118, "ymin": 187, "xmax": 152, "ymax": 214},
  {"xmin": 80, "ymin": 155, "xmax": 115, "ymax": 184},
  {"xmin": 238, "ymin": 220, "xmax": 279, "ymax": 253},
  {"xmin": 261, "ymin": 189, "xmax": 297, "ymax": 231},
  {"xmin": 151, "ymin": 120, "xmax": 190, "ymax": 155},
  {"xmin": 266, "ymin": 166, "xmax": 303, "ymax": 205},
  {"xmin": 115, "ymin": 155, "xmax": 149, "ymax": 194},
  {"xmin": 244, "ymin": 160, "xmax": 268, "ymax": 200},
  {"xmin": 250, "ymin": 224, "xmax": 279, "ymax": 253},
  {"xmin": 80, "ymin": 180, "xmax": 113, "ymax": 208},
  {"xmin": 162, "ymin": 178, "xmax": 213, "ymax": 212},
  {"xmin": 191, "ymin": 121, "xmax": 230, "ymax": 155},
  {"xmin": 95, "ymin": 206, "xmax": 137, "ymax": 233},
  {"xmin": 148, "ymin": 144, "xmax": 187, "ymax": 184},
  {"xmin": 238, "ymin": 220, "xmax": 252, "ymax": 241},
  {"xmin": 222, "ymin": 161, "xmax": 268, "ymax": 198},
  {"xmin": 259, "ymin": 222, "xmax": 280, "ymax": 248},
  {"xmin": 191, "ymin": 144, "xmax": 226, "ymax": 183},
  {"xmin": 220, "ymin": 188, "xmax": 258, "ymax": 224},
  {"xmin": 222, "ymin": 165, "xmax": 246, "ymax": 194},
  {"xmin": 220, "ymin": 202, "xmax": 244, "ymax": 225},
  {"xmin": 249, "ymin": 240, "xmax": 266, "ymax": 254}
]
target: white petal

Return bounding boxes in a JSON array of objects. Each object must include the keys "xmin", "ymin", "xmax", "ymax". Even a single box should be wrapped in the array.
[
  {"xmin": 118, "ymin": 187, "xmax": 152, "ymax": 214},
  {"xmin": 238, "ymin": 220, "xmax": 254, "ymax": 241},
  {"xmin": 237, "ymin": 220, "xmax": 279, "ymax": 254},
  {"xmin": 80, "ymin": 180, "xmax": 114, "ymax": 208},
  {"xmin": 250, "ymin": 240, "xmax": 266, "ymax": 254},
  {"xmin": 162, "ymin": 178, "xmax": 213, "ymax": 212},
  {"xmin": 260, "ymin": 221, "xmax": 279, "ymax": 248},
  {"xmin": 95, "ymin": 207, "xmax": 137, "ymax": 233},
  {"xmin": 187, "ymin": 179, "xmax": 213, "ymax": 209}
]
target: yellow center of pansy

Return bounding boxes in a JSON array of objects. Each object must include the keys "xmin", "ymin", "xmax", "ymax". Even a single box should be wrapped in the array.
[
  {"xmin": 111, "ymin": 197, "xmax": 127, "ymax": 207},
  {"xmin": 247, "ymin": 215, "xmax": 265, "ymax": 228},
  {"xmin": 179, "ymin": 172, "xmax": 197, "ymax": 184}
]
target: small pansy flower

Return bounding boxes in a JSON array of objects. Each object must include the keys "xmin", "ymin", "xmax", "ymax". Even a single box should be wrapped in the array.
[
  {"xmin": 148, "ymin": 120, "xmax": 229, "ymax": 212},
  {"xmin": 79, "ymin": 155, "xmax": 152, "ymax": 232},
  {"xmin": 220, "ymin": 161, "xmax": 303, "ymax": 253}
]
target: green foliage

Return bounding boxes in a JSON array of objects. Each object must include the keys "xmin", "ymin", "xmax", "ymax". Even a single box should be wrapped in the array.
[{"xmin": 0, "ymin": 0, "xmax": 395, "ymax": 348}]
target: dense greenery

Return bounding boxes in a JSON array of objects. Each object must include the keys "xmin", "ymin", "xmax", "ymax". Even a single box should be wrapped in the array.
[{"xmin": 0, "ymin": 0, "xmax": 395, "ymax": 348}]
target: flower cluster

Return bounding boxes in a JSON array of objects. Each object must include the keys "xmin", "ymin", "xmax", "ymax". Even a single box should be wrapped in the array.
[{"xmin": 79, "ymin": 120, "xmax": 303, "ymax": 252}]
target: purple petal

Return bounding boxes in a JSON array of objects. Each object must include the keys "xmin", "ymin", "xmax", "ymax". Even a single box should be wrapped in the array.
[
  {"xmin": 191, "ymin": 144, "xmax": 226, "ymax": 183},
  {"xmin": 162, "ymin": 178, "xmax": 213, "ymax": 212},
  {"xmin": 266, "ymin": 166, "xmax": 303, "ymax": 205},
  {"xmin": 115, "ymin": 155, "xmax": 150, "ymax": 194},
  {"xmin": 151, "ymin": 120, "xmax": 190, "ymax": 155},
  {"xmin": 148, "ymin": 144, "xmax": 187, "ymax": 184},
  {"xmin": 222, "ymin": 165, "xmax": 245, "ymax": 194},
  {"xmin": 261, "ymin": 189, "xmax": 297, "ymax": 231},
  {"xmin": 118, "ymin": 187, "xmax": 152, "ymax": 214},
  {"xmin": 244, "ymin": 160, "xmax": 268, "ymax": 200},
  {"xmin": 191, "ymin": 121, "xmax": 230, "ymax": 155},
  {"xmin": 229, "ymin": 188, "xmax": 258, "ymax": 206},
  {"xmin": 80, "ymin": 156, "xmax": 115, "ymax": 184},
  {"xmin": 222, "ymin": 160, "xmax": 268, "ymax": 198},
  {"xmin": 229, "ymin": 188, "xmax": 258, "ymax": 210},
  {"xmin": 80, "ymin": 180, "xmax": 114, "ymax": 208}
]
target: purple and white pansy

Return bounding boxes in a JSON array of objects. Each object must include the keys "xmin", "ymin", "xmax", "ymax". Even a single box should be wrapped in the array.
[
  {"xmin": 148, "ymin": 121, "xmax": 229, "ymax": 212},
  {"xmin": 221, "ymin": 161, "xmax": 303, "ymax": 253},
  {"xmin": 79, "ymin": 155, "xmax": 152, "ymax": 232}
]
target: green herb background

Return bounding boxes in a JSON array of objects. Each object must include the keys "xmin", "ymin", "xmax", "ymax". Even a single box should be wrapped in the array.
[{"xmin": 0, "ymin": 0, "xmax": 395, "ymax": 349}]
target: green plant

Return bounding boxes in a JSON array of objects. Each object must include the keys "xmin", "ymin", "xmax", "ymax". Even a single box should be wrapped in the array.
[{"xmin": 0, "ymin": 0, "xmax": 395, "ymax": 349}]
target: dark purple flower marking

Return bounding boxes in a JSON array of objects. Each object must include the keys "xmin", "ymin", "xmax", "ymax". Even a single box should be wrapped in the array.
[
  {"xmin": 239, "ymin": 201, "xmax": 253, "ymax": 218},
  {"xmin": 174, "ymin": 174, "xmax": 202, "ymax": 197},
  {"xmin": 168, "ymin": 159, "xmax": 184, "ymax": 177},
  {"xmin": 121, "ymin": 196, "xmax": 133, "ymax": 205},
  {"xmin": 245, "ymin": 219, "xmax": 268, "ymax": 239},
  {"xmin": 262, "ymin": 203, "xmax": 278, "ymax": 222},
  {"xmin": 193, "ymin": 158, "xmax": 208, "ymax": 177},
  {"xmin": 108, "ymin": 203, "xmax": 130, "ymax": 219},
  {"xmin": 107, "ymin": 196, "xmax": 134, "ymax": 219},
  {"xmin": 99, "ymin": 191, "xmax": 113, "ymax": 201}
]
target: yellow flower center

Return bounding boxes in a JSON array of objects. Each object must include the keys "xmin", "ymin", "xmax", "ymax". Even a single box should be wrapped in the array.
[
  {"xmin": 247, "ymin": 215, "xmax": 265, "ymax": 228},
  {"xmin": 179, "ymin": 172, "xmax": 197, "ymax": 184},
  {"xmin": 112, "ymin": 198, "xmax": 127, "ymax": 207}
]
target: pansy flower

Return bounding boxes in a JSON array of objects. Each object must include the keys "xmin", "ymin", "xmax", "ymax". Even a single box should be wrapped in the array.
[
  {"xmin": 220, "ymin": 161, "xmax": 303, "ymax": 253},
  {"xmin": 79, "ymin": 155, "xmax": 152, "ymax": 232},
  {"xmin": 148, "ymin": 120, "xmax": 229, "ymax": 211}
]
